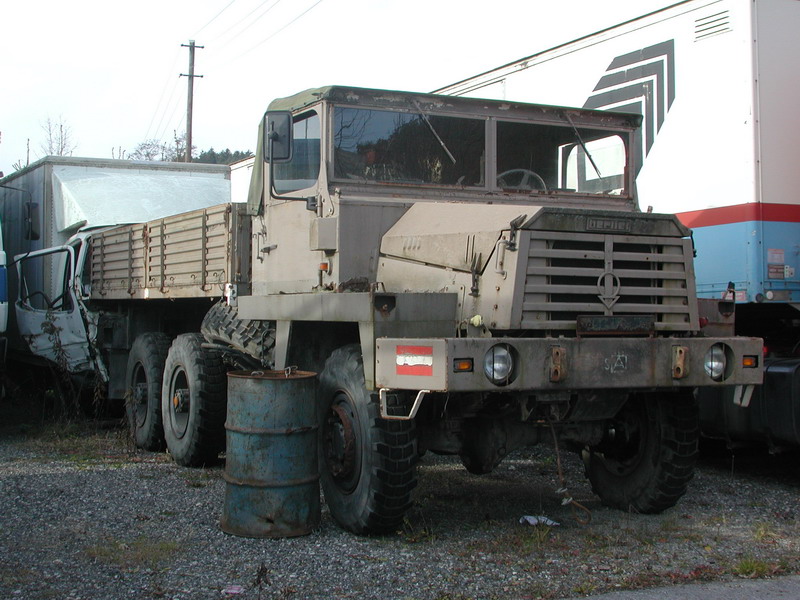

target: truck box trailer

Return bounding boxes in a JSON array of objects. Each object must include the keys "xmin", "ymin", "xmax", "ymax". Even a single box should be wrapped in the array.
[
  {"xmin": 14, "ymin": 86, "xmax": 762, "ymax": 534},
  {"xmin": 435, "ymin": 0, "xmax": 798, "ymax": 449}
]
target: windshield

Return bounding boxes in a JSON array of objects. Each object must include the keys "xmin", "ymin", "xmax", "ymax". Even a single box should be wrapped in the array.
[
  {"xmin": 333, "ymin": 107, "xmax": 485, "ymax": 186},
  {"xmin": 330, "ymin": 105, "xmax": 629, "ymax": 196},
  {"xmin": 497, "ymin": 120, "xmax": 628, "ymax": 195}
]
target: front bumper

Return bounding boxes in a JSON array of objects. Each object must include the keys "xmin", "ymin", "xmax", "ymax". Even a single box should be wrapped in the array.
[{"xmin": 375, "ymin": 336, "xmax": 763, "ymax": 392}]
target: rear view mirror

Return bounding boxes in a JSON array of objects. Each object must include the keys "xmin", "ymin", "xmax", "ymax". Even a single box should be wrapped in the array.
[{"xmin": 264, "ymin": 111, "xmax": 293, "ymax": 163}]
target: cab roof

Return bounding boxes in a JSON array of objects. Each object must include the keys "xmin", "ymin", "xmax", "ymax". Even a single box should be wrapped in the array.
[{"xmin": 266, "ymin": 85, "xmax": 642, "ymax": 130}]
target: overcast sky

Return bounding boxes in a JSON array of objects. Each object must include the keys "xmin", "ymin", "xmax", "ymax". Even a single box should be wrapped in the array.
[{"xmin": 0, "ymin": 0, "xmax": 672, "ymax": 175}]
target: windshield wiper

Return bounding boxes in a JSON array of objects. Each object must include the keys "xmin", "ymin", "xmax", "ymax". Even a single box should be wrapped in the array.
[
  {"xmin": 564, "ymin": 112, "xmax": 602, "ymax": 180},
  {"xmin": 413, "ymin": 100, "xmax": 457, "ymax": 165}
]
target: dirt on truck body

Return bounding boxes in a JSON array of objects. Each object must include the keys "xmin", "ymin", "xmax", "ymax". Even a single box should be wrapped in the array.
[{"xmin": 15, "ymin": 86, "xmax": 763, "ymax": 534}]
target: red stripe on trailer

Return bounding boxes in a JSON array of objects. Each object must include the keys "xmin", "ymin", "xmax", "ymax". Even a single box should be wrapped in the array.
[{"xmin": 677, "ymin": 203, "xmax": 800, "ymax": 228}]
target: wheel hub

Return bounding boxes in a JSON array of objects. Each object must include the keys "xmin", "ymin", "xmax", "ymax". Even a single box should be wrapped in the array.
[
  {"xmin": 172, "ymin": 388, "xmax": 189, "ymax": 413},
  {"xmin": 325, "ymin": 403, "xmax": 356, "ymax": 484},
  {"xmin": 133, "ymin": 382, "xmax": 148, "ymax": 404}
]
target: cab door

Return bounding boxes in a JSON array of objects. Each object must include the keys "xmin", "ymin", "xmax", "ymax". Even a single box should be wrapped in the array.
[{"xmin": 15, "ymin": 238, "xmax": 102, "ymax": 375}]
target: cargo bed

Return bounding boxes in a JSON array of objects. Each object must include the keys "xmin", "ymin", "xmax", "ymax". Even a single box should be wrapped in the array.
[{"xmin": 90, "ymin": 203, "xmax": 250, "ymax": 300}]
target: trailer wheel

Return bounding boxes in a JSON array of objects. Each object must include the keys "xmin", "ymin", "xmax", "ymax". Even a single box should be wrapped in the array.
[
  {"xmin": 318, "ymin": 344, "xmax": 418, "ymax": 534},
  {"xmin": 161, "ymin": 333, "xmax": 227, "ymax": 467},
  {"xmin": 125, "ymin": 332, "xmax": 171, "ymax": 451},
  {"xmin": 583, "ymin": 391, "xmax": 699, "ymax": 514}
]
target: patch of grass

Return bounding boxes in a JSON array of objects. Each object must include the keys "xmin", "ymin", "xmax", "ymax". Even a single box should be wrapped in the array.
[
  {"xmin": 0, "ymin": 565, "xmax": 36, "ymax": 587},
  {"xmin": 582, "ymin": 529, "xmax": 630, "ymax": 551},
  {"xmin": 85, "ymin": 535, "xmax": 180, "ymax": 570},
  {"xmin": 20, "ymin": 421, "xmax": 130, "ymax": 461},
  {"xmin": 521, "ymin": 525, "xmax": 555, "ymax": 552},
  {"xmin": 753, "ymin": 522, "xmax": 777, "ymax": 543},
  {"xmin": 402, "ymin": 512, "xmax": 436, "ymax": 544},
  {"xmin": 619, "ymin": 570, "xmax": 668, "ymax": 590},
  {"xmin": 628, "ymin": 525, "xmax": 658, "ymax": 547},
  {"xmin": 732, "ymin": 557, "xmax": 771, "ymax": 578},
  {"xmin": 462, "ymin": 523, "xmax": 558, "ymax": 557},
  {"xmin": 183, "ymin": 470, "xmax": 219, "ymax": 488},
  {"xmin": 571, "ymin": 581, "xmax": 597, "ymax": 595},
  {"xmin": 498, "ymin": 525, "xmax": 556, "ymax": 555}
]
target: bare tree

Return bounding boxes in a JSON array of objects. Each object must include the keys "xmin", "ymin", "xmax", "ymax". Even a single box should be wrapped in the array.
[
  {"xmin": 130, "ymin": 132, "xmax": 193, "ymax": 162},
  {"xmin": 40, "ymin": 116, "xmax": 77, "ymax": 156},
  {"xmin": 130, "ymin": 139, "xmax": 169, "ymax": 161},
  {"xmin": 12, "ymin": 138, "xmax": 31, "ymax": 171}
]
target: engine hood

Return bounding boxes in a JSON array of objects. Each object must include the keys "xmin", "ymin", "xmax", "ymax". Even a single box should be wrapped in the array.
[{"xmin": 380, "ymin": 202, "xmax": 541, "ymax": 272}]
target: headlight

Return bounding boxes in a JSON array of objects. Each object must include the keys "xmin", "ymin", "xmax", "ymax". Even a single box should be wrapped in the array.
[
  {"xmin": 484, "ymin": 344, "xmax": 514, "ymax": 385},
  {"xmin": 704, "ymin": 343, "xmax": 728, "ymax": 381}
]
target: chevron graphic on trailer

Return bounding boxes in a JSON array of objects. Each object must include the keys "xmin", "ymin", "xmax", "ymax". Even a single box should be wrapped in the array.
[{"xmin": 583, "ymin": 40, "xmax": 676, "ymax": 175}]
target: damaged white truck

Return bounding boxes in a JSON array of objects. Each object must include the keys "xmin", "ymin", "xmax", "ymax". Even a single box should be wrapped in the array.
[{"xmin": 15, "ymin": 87, "xmax": 762, "ymax": 533}]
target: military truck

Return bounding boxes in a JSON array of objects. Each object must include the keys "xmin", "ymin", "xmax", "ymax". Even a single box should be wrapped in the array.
[{"xmin": 16, "ymin": 87, "xmax": 763, "ymax": 534}]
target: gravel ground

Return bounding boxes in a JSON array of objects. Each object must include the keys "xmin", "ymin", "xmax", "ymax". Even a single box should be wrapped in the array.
[{"xmin": 1, "ymin": 415, "xmax": 800, "ymax": 600}]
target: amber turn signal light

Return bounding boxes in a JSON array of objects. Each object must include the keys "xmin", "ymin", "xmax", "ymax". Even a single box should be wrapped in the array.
[
  {"xmin": 453, "ymin": 358, "xmax": 473, "ymax": 373},
  {"xmin": 742, "ymin": 355, "xmax": 758, "ymax": 368}
]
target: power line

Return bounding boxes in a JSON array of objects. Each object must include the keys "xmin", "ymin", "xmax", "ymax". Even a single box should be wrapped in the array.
[
  {"xmin": 143, "ymin": 49, "xmax": 183, "ymax": 142},
  {"xmin": 193, "ymin": 0, "xmax": 238, "ymax": 37},
  {"xmin": 151, "ymin": 75, "xmax": 184, "ymax": 143},
  {"xmin": 235, "ymin": 0, "xmax": 325, "ymax": 59},
  {"xmin": 204, "ymin": 0, "xmax": 282, "ymax": 47},
  {"xmin": 212, "ymin": 0, "xmax": 325, "ymax": 67}
]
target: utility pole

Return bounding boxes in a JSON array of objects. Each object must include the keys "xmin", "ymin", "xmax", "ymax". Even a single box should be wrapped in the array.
[{"xmin": 180, "ymin": 40, "xmax": 204, "ymax": 163}]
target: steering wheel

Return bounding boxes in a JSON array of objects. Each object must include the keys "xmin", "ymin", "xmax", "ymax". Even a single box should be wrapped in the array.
[{"xmin": 497, "ymin": 169, "xmax": 548, "ymax": 192}]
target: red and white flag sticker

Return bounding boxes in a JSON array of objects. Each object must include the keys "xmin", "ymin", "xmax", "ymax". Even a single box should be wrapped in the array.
[{"xmin": 396, "ymin": 345, "xmax": 434, "ymax": 376}]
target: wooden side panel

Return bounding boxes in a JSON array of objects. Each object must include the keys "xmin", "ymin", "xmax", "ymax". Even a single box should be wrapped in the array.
[{"xmin": 90, "ymin": 203, "xmax": 248, "ymax": 300}]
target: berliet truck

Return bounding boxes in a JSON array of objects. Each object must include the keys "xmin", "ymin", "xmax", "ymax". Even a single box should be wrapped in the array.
[
  {"xmin": 435, "ymin": 0, "xmax": 800, "ymax": 450},
  {"xmin": 15, "ymin": 86, "xmax": 762, "ymax": 533}
]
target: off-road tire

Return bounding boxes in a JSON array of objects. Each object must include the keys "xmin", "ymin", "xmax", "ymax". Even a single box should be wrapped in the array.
[
  {"xmin": 201, "ymin": 301, "xmax": 274, "ymax": 365},
  {"xmin": 583, "ymin": 391, "xmax": 699, "ymax": 514},
  {"xmin": 161, "ymin": 333, "xmax": 227, "ymax": 467},
  {"xmin": 318, "ymin": 344, "xmax": 418, "ymax": 534},
  {"xmin": 125, "ymin": 332, "xmax": 171, "ymax": 451}
]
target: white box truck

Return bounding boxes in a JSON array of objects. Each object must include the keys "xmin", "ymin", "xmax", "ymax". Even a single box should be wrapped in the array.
[
  {"xmin": 435, "ymin": 0, "xmax": 799, "ymax": 449},
  {"xmin": 0, "ymin": 157, "xmax": 231, "ymax": 372}
]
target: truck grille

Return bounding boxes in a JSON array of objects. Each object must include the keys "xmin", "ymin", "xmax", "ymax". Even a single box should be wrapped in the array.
[{"xmin": 518, "ymin": 230, "xmax": 697, "ymax": 333}]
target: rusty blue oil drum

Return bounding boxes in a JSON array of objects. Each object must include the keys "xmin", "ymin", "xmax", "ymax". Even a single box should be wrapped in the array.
[{"xmin": 220, "ymin": 369, "xmax": 319, "ymax": 538}]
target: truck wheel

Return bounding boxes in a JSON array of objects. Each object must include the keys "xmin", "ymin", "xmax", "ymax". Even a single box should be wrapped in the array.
[
  {"xmin": 125, "ymin": 332, "xmax": 171, "ymax": 451},
  {"xmin": 161, "ymin": 333, "xmax": 227, "ymax": 467},
  {"xmin": 583, "ymin": 391, "xmax": 699, "ymax": 514},
  {"xmin": 318, "ymin": 344, "xmax": 418, "ymax": 534}
]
